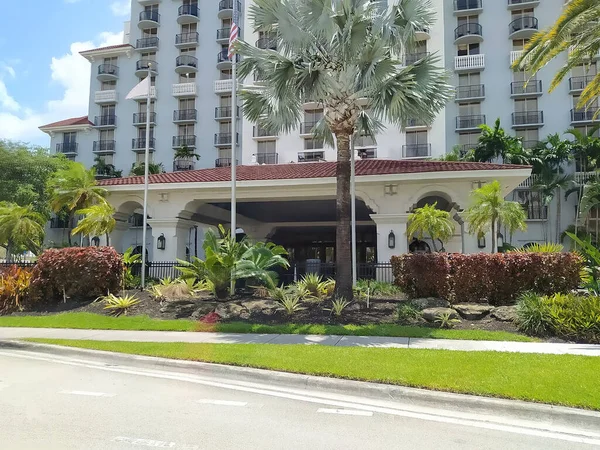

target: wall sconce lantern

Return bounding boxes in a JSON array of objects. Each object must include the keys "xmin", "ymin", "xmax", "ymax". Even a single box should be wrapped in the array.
[
  {"xmin": 91, "ymin": 236, "xmax": 100, "ymax": 247},
  {"xmin": 157, "ymin": 233, "xmax": 166, "ymax": 250},
  {"xmin": 388, "ymin": 231, "xmax": 396, "ymax": 249},
  {"xmin": 477, "ymin": 232, "xmax": 486, "ymax": 249}
]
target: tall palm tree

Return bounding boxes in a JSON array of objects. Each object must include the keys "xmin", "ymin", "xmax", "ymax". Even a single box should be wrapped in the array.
[
  {"xmin": 473, "ymin": 118, "xmax": 525, "ymax": 164},
  {"xmin": 566, "ymin": 126, "xmax": 600, "ymax": 174},
  {"xmin": 406, "ymin": 203, "xmax": 454, "ymax": 252},
  {"xmin": 514, "ymin": 0, "xmax": 600, "ymax": 114},
  {"xmin": 48, "ymin": 163, "xmax": 108, "ymax": 245},
  {"xmin": 71, "ymin": 202, "xmax": 117, "ymax": 246},
  {"xmin": 236, "ymin": 0, "xmax": 452, "ymax": 299},
  {"xmin": 533, "ymin": 167, "xmax": 573, "ymax": 243},
  {"xmin": 534, "ymin": 133, "xmax": 572, "ymax": 174},
  {"xmin": 0, "ymin": 202, "xmax": 45, "ymax": 259},
  {"xmin": 466, "ymin": 181, "xmax": 527, "ymax": 253}
]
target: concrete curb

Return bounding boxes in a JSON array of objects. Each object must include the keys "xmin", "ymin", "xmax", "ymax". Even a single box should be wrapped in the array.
[{"xmin": 2, "ymin": 339, "xmax": 599, "ymax": 432}]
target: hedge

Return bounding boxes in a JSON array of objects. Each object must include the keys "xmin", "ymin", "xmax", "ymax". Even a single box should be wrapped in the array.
[
  {"xmin": 31, "ymin": 247, "xmax": 123, "ymax": 303},
  {"xmin": 392, "ymin": 252, "xmax": 583, "ymax": 306}
]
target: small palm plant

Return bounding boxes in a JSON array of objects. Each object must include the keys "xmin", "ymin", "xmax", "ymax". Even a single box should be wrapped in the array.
[
  {"xmin": 406, "ymin": 203, "xmax": 455, "ymax": 252},
  {"xmin": 71, "ymin": 201, "xmax": 116, "ymax": 246}
]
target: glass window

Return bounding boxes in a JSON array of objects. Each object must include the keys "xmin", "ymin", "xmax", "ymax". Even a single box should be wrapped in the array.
[
  {"xmin": 257, "ymin": 140, "xmax": 276, "ymax": 154},
  {"xmin": 304, "ymin": 138, "xmax": 324, "ymax": 150}
]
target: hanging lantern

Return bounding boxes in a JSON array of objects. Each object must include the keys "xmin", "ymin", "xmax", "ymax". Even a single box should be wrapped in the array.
[
  {"xmin": 477, "ymin": 232, "xmax": 486, "ymax": 249},
  {"xmin": 91, "ymin": 236, "xmax": 100, "ymax": 247}
]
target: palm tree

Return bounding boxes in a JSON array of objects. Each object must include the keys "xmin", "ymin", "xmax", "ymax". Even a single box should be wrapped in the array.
[
  {"xmin": 473, "ymin": 119, "xmax": 524, "ymax": 163},
  {"xmin": 236, "ymin": 0, "xmax": 452, "ymax": 299},
  {"xmin": 466, "ymin": 181, "xmax": 527, "ymax": 253},
  {"xmin": 514, "ymin": 0, "xmax": 600, "ymax": 114},
  {"xmin": 566, "ymin": 126, "xmax": 600, "ymax": 174},
  {"xmin": 48, "ymin": 163, "xmax": 108, "ymax": 245},
  {"xmin": 129, "ymin": 162, "xmax": 165, "ymax": 176},
  {"xmin": 533, "ymin": 167, "xmax": 574, "ymax": 243},
  {"xmin": 0, "ymin": 202, "xmax": 45, "ymax": 259},
  {"xmin": 174, "ymin": 145, "xmax": 201, "ymax": 161},
  {"xmin": 406, "ymin": 203, "xmax": 454, "ymax": 252},
  {"xmin": 71, "ymin": 202, "xmax": 117, "ymax": 246}
]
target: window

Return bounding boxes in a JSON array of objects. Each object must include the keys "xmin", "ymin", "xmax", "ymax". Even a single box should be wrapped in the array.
[
  {"xmin": 257, "ymin": 140, "xmax": 276, "ymax": 154},
  {"xmin": 458, "ymin": 73, "xmax": 480, "ymax": 86},
  {"xmin": 99, "ymin": 129, "xmax": 115, "ymax": 142},
  {"xmin": 514, "ymin": 98, "xmax": 538, "ymax": 113},
  {"xmin": 101, "ymin": 104, "xmax": 115, "ymax": 116},
  {"xmin": 458, "ymin": 102, "xmax": 481, "ymax": 116},
  {"xmin": 62, "ymin": 132, "xmax": 76, "ymax": 144},
  {"xmin": 219, "ymin": 96, "xmax": 231, "ymax": 108},
  {"xmin": 515, "ymin": 129, "xmax": 539, "ymax": 148},
  {"xmin": 406, "ymin": 131, "xmax": 428, "ymax": 145},
  {"xmin": 137, "ymin": 127, "xmax": 154, "ymax": 139},
  {"xmin": 222, "ymin": 18, "xmax": 232, "ymax": 28},
  {"xmin": 512, "ymin": 39, "xmax": 530, "ymax": 51},
  {"xmin": 136, "ymin": 153, "xmax": 154, "ymax": 165},
  {"xmin": 181, "ymin": 23, "xmax": 198, "ymax": 34},
  {"xmin": 572, "ymin": 63, "xmax": 597, "ymax": 78},
  {"xmin": 457, "ymin": 15, "xmax": 479, "ymax": 27},
  {"xmin": 219, "ymin": 121, "xmax": 232, "ymax": 133},
  {"xmin": 298, "ymin": 151, "xmax": 324, "ymax": 162},
  {"xmin": 103, "ymin": 57, "xmax": 117, "ymax": 65},
  {"xmin": 304, "ymin": 138, "xmax": 324, "ymax": 150},
  {"xmin": 457, "ymin": 43, "xmax": 480, "ymax": 56},
  {"xmin": 514, "ymin": 189, "xmax": 546, "ymax": 220},
  {"xmin": 141, "ymin": 52, "xmax": 156, "ymax": 61},
  {"xmin": 180, "ymin": 47, "xmax": 196, "ymax": 56},
  {"xmin": 179, "ymin": 73, "xmax": 196, "ymax": 82},
  {"xmin": 101, "ymin": 80, "xmax": 117, "ymax": 91},
  {"xmin": 144, "ymin": 4, "xmax": 159, "ymax": 13},
  {"xmin": 178, "ymin": 124, "xmax": 195, "ymax": 136},
  {"xmin": 458, "ymin": 132, "xmax": 480, "ymax": 148},
  {"xmin": 220, "ymin": 69, "xmax": 232, "ymax": 80},
  {"xmin": 97, "ymin": 154, "xmax": 114, "ymax": 165},
  {"xmin": 355, "ymin": 135, "xmax": 376, "ymax": 148},
  {"xmin": 511, "ymin": 8, "xmax": 534, "ymax": 20},
  {"xmin": 218, "ymin": 149, "xmax": 232, "ymax": 159},
  {"xmin": 138, "ymin": 101, "xmax": 155, "ymax": 113},
  {"xmin": 513, "ymin": 70, "xmax": 536, "ymax": 83},
  {"xmin": 142, "ymin": 28, "xmax": 157, "ymax": 38},
  {"xmin": 179, "ymin": 98, "xmax": 196, "ymax": 110}
]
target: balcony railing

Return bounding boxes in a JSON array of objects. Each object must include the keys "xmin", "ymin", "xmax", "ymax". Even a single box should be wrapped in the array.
[
  {"xmin": 456, "ymin": 114, "xmax": 486, "ymax": 129},
  {"xmin": 173, "ymin": 109, "xmax": 197, "ymax": 121},
  {"xmin": 216, "ymin": 28, "xmax": 230, "ymax": 40},
  {"xmin": 454, "ymin": 23, "xmax": 483, "ymax": 40},
  {"xmin": 298, "ymin": 151, "xmax": 324, "ymax": 162},
  {"xmin": 172, "ymin": 82, "xmax": 196, "ymax": 96},
  {"xmin": 569, "ymin": 75, "xmax": 595, "ymax": 92},
  {"xmin": 173, "ymin": 160, "xmax": 195, "ymax": 171},
  {"xmin": 176, "ymin": 55, "xmax": 198, "ymax": 69},
  {"xmin": 95, "ymin": 90, "xmax": 117, "ymax": 103},
  {"xmin": 176, "ymin": 32, "xmax": 199, "ymax": 46},
  {"xmin": 256, "ymin": 153, "xmax": 278, "ymax": 164},
  {"xmin": 56, "ymin": 143, "xmax": 78, "ymax": 154},
  {"xmin": 136, "ymin": 37, "xmax": 159, "ymax": 49},
  {"xmin": 215, "ymin": 158, "xmax": 238, "ymax": 167},
  {"xmin": 402, "ymin": 144, "xmax": 431, "ymax": 158},
  {"xmin": 571, "ymin": 107, "xmax": 600, "ymax": 122},
  {"xmin": 453, "ymin": 0, "xmax": 482, "ymax": 11},
  {"xmin": 511, "ymin": 80, "xmax": 542, "ymax": 95},
  {"xmin": 93, "ymin": 140, "xmax": 116, "ymax": 153},
  {"xmin": 256, "ymin": 37, "xmax": 277, "ymax": 50},
  {"xmin": 214, "ymin": 79, "xmax": 233, "ymax": 93},
  {"xmin": 512, "ymin": 111, "xmax": 544, "ymax": 126},
  {"xmin": 215, "ymin": 106, "xmax": 236, "ymax": 119},
  {"xmin": 405, "ymin": 52, "xmax": 430, "ymax": 65},
  {"xmin": 178, "ymin": 4, "xmax": 199, "ymax": 17},
  {"xmin": 133, "ymin": 112, "xmax": 156, "ymax": 124},
  {"xmin": 523, "ymin": 205, "xmax": 548, "ymax": 220},
  {"xmin": 94, "ymin": 115, "xmax": 116, "ymax": 127},
  {"xmin": 136, "ymin": 59, "xmax": 158, "ymax": 72},
  {"xmin": 217, "ymin": 51, "xmax": 239, "ymax": 63},
  {"xmin": 253, "ymin": 126, "xmax": 277, "ymax": 138},
  {"xmin": 98, "ymin": 64, "xmax": 119, "ymax": 77},
  {"xmin": 132, "ymin": 138, "xmax": 155, "ymax": 150},
  {"xmin": 454, "ymin": 54, "xmax": 485, "ymax": 71},
  {"xmin": 300, "ymin": 121, "xmax": 318, "ymax": 134},
  {"xmin": 218, "ymin": 0, "xmax": 241, "ymax": 12},
  {"xmin": 509, "ymin": 16, "xmax": 538, "ymax": 34},
  {"xmin": 215, "ymin": 133, "xmax": 238, "ymax": 145},
  {"xmin": 173, "ymin": 135, "xmax": 197, "ymax": 147},
  {"xmin": 455, "ymin": 84, "xmax": 485, "ymax": 100},
  {"xmin": 139, "ymin": 11, "xmax": 160, "ymax": 23}
]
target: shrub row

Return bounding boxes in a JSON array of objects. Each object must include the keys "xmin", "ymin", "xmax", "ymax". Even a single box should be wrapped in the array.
[{"xmin": 392, "ymin": 252, "xmax": 583, "ymax": 306}]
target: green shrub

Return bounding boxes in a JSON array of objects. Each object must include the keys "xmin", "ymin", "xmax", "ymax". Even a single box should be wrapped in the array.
[
  {"xmin": 297, "ymin": 273, "xmax": 328, "ymax": 299},
  {"xmin": 395, "ymin": 302, "xmax": 421, "ymax": 324},
  {"xmin": 515, "ymin": 292, "xmax": 551, "ymax": 336},
  {"xmin": 355, "ymin": 280, "xmax": 401, "ymax": 299}
]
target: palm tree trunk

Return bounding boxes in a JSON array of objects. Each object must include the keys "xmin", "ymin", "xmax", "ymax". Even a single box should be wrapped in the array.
[
  {"xmin": 429, "ymin": 230, "xmax": 439, "ymax": 252},
  {"xmin": 491, "ymin": 220, "xmax": 497, "ymax": 254},
  {"xmin": 334, "ymin": 132, "xmax": 353, "ymax": 301},
  {"xmin": 106, "ymin": 233, "xmax": 110, "ymax": 247},
  {"xmin": 67, "ymin": 212, "xmax": 73, "ymax": 246},
  {"xmin": 555, "ymin": 187, "xmax": 561, "ymax": 244}
]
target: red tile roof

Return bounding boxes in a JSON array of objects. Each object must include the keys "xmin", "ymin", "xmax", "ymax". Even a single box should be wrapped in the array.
[
  {"xmin": 99, "ymin": 159, "xmax": 529, "ymax": 187},
  {"xmin": 39, "ymin": 116, "xmax": 93, "ymax": 129},
  {"xmin": 80, "ymin": 44, "xmax": 133, "ymax": 54}
]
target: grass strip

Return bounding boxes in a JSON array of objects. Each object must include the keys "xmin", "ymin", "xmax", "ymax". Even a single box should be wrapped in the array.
[
  {"xmin": 27, "ymin": 339, "xmax": 600, "ymax": 410},
  {"xmin": 0, "ymin": 312, "xmax": 535, "ymax": 342}
]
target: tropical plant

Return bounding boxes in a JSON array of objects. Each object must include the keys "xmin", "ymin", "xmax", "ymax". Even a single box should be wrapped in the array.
[
  {"xmin": 277, "ymin": 293, "xmax": 305, "ymax": 316},
  {"xmin": 0, "ymin": 266, "xmax": 33, "ymax": 314},
  {"xmin": 515, "ymin": 291, "xmax": 552, "ymax": 336},
  {"xmin": 100, "ymin": 293, "xmax": 140, "ymax": 316},
  {"xmin": 234, "ymin": 241, "xmax": 289, "ymax": 289},
  {"xmin": 512, "ymin": 242, "xmax": 564, "ymax": 253},
  {"xmin": 269, "ymin": 284, "xmax": 311, "ymax": 303},
  {"xmin": 297, "ymin": 273, "xmax": 328, "ymax": 299},
  {"xmin": 129, "ymin": 162, "xmax": 165, "ymax": 176},
  {"xmin": 122, "ymin": 246, "xmax": 142, "ymax": 290},
  {"xmin": 174, "ymin": 145, "xmax": 201, "ymax": 161},
  {"xmin": 465, "ymin": 181, "xmax": 527, "ymax": 253},
  {"xmin": 473, "ymin": 119, "xmax": 524, "ymax": 163},
  {"xmin": 532, "ymin": 166, "xmax": 573, "ymax": 243},
  {"xmin": 325, "ymin": 297, "xmax": 352, "ymax": 318},
  {"xmin": 514, "ymin": 0, "xmax": 600, "ymax": 116},
  {"xmin": 566, "ymin": 232, "xmax": 600, "ymax": 294},
  {"xmin": 566, "ymin": 126, "xmax": 600, "ymax": 174},
  {"xmin": 92, "ymin": 156, "xmax": 122, "ymax": 179},
  {"xmin": 434, "ymin": 312, "xmax": 461, "ymax": 329},
  {"xmin": 436, "ymin": 145, "xmax": 469, "ymax": 162},
  {"xmin": 48, "ymin": 163, "xmax": 108, "ymax": 245},
  {"xmin": 0, "ymin": 202, "xmax": 45, "ymax": 258},
  {"xmin": 395, "ymin": 302, "xmax": 421, "ymax": 324},
  {"xmin": 236, "ymin": 0, "xmax": 452, "ymax": 300},
  {"xmin": 71, "ymin": 202, "xmax": 116, "ymax": 246},
  {"xmin": 150, "ymin": 278, "xmax": 201, "ymax": 301},
  {"xmin": 406, "ymin": 202, "xmax": 455, "ymax": 252}
]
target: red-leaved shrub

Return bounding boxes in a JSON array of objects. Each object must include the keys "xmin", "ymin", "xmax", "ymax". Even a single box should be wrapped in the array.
[
  {"xmin": 31, "ymin": 247, "xmax": 123, "ymax": 303},
  {"xmin": 392, "ymin": 252, "xmax": 583, "ymax": 305}
]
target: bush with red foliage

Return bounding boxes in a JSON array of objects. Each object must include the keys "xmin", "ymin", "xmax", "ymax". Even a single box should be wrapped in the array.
[
  {"xmin": 392, "ymin": 252, "xmax": 583, "ymax": 306},
  {"xmin": 199, "ymin": 311, "xmax": 221, "ymax": 324},
  {"xmin": 31, "ymin": 247, "xmax": 123, "ymax": 303}
]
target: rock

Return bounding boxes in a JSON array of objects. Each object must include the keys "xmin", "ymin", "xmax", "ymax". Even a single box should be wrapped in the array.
[
  {"xmin": 411, "ymin": 297, "xmax": 450, "ymax": 309},
  {"xmin": 421, "ymin": 307, "xmax": 459, "ymax": 322},
  {"xmin": 240, "ymin": 299, "xmax": 280, "ymax": 316},
  {"xmin": 159, "ymin": 299, "xmax": 198, "ymax": 318},
  {"xmin": 215, "ymin": 303, "xmax": 247, "ymax": 320},
  {"xmin": 346, "ymin": 302, "xmax": 361, "ymax": 312},
  {"xmin": 190, "ymin": 302, "xmax": 219, "ymax": 320},
  {"xmin": 491, "ymin": 305, "xmax": 517, "ymax": 322},
  {"xmin": 453, "ymin": 303, "xmax": 493, "ymax": 320}
]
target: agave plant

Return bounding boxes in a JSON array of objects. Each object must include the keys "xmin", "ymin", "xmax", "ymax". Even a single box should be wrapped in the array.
[
  {"xmin": 512, "ymin": 243, "xmax": 564, "ymax": 253},
  {"xmin": 325, "ymin": 297, "xmax": 353, "ymax": 318},
  {"xmin": 100, "ymin": 293, "xmax": 140, "ymax": 316}
]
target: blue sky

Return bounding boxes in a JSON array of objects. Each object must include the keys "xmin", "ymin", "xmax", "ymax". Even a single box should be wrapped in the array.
[{"xmin": 0, "ymin": 0, "xmax": 131, "ymax": 145}]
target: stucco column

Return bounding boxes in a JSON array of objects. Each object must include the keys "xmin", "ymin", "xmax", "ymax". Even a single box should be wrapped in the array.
[
  {"xmin": 147, "ymin": 217, "xmax": 192, "ymax": 262},
  {"xmin": 370, "ymin": 213, "xmax": 410, "ymax": 262}
]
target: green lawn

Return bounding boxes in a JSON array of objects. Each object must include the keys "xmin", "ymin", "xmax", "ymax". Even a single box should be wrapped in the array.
[
  {"xmin": 0, "ymin": 312, "xmax": 535, "ymax": 341},
  {"xmin": 28, "ymin": 338, "xmax": 600, "ymax": 410}
]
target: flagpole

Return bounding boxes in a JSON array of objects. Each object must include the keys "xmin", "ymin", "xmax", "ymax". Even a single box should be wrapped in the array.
[
  {"xmin": 230, "ymin": 5, "xmax": 238, "ymax": 241},
  {"xmin": 351, "ymin": 135, "xmax": 357, "ymax": 286},
  {"xmin": 140, "ymin": 66, "xmax": 151, "ymax": 289}
]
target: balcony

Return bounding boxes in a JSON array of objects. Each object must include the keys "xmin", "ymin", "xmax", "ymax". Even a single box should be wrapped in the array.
[
  {"xmin": 175, "ymin": 33, "xmax": 198, "ymax": 50},
  {"xmin": 130, "ymin": 85, "xmax": 157, "ymax": 101},
  {"xmin": 298, "ymin": 151, "xmax": 325, "ymax": 162},
  {"xmin": 402, "ymin": 144, "xmax": 431, "ymax": 158},
  {"xmin": 453, "ymin": 0, "xmax": 483, "ymax": 15},
  {"xmin": 175, "ymin": 55, "xmax": 198, "ymax": 74},
  {"xmin": 215, "ymin": 106, "xmax": 238, "ymax": 120},
  {"xmin": 512, "ymin": 111, "xmax": 544, "ymax": 128},
  {"xmin": 173, "ymin": 160, "xmax": 195, "ymax": 171},
  {"xmin": 508, "ymin": 16, "xmax": 538, "ymax": 39},
  {"xmin": 256, "ymin": 153, "xmax": 279, "ymax": 164},
  {"xmin": 569, "ymin": 75, "xmax": 595, "ymax": 93},
  {"xmin": 217, "ymin": 51, "xmax": 238, "ymax": 69},
  {"xmin": 300, "ymin": 121, "xmax": 318, "ymax": 136},
  {"xmin": 215, "ymin": 133, "xmax": 238, "ymax": 147},
  {"xmin": 415, "ymin": 28, "xmax": 430, "ymax": 41},
  {"xmin": 93, "ymin": 140, "xmax": 116, "ymax": 154},
  {"xmin": 97, "ymin": 64, "xmax": 118, "ymax": 81},
  {"xmin": 94, "ymin": 115, "xmax": 117, "ymax": 128},
  {"xmin": 455, "ymin": 84, "xmax": 485, "ymax": 101},
  {"xmin": 132, "ymin": 138, "xmax": 155, "ymax": 152},
  {"xmin": 177, "ymin": 4, "xmax": 199, "ymax": 24},
  {"xmin": 173, "ymin": 135, "xmax": 196, "ymax": 148},
  {"xmin": 138, "ymin": 10, "xmax": 160, "ymax": 29},
  {"xmin": 523, "ymin": 205, "xmax": 548, "ymax": 221},
  {"xmin": 511, "ymin": 80, "xmax": 543, "ymax": 97},
  {"xmin": 214, "ymin": 79, "xmax": 233, "ymax": 94},
  {"xmin": 218, "ymin": 0, "xmax": 240, "ymax": 19},
  {"xmin": 56, "ymin": 143, "xmax": 78, "ymax": 155},
  {"xmin": 94, "ymin": 90, "xmax": 118, "ymax": 104},
  {"xmin": 215, "ymin": 158, "xmax": 237, "ymax": 167},
  {"xmin": 405, "ymin": 52, "xmax": 430, "ymax": 65},
  {"xmin": 133, "ymin": 112, "xmax": 156, "ymax": 126},
  {"xmin": 256, "ymin": 37, "xmax": 277, "ymax": 50},
  {"xmin": 135, "ymin": 60, "xmax": 158, "ymax": 77},
  {"xmin": 507, "ymin": 0, "xmax": 540, "ymax": 10},
  {"xmin": 172, "ymin": 82, "xmax": 197, "ymax": 97},
  {"xmin": 217, "ymin": 28, "xmax": 230, "ymax": 43},
  {"xmin": 456, "ymin": 114, "xmax": 486, "ymax": 130},
  {"xmin": 253, "ymin": 126, "xmax": 277, "ymax": 139},
  {"xmin": 454, "ymin": 23, "xmax": 483, "ymax": 45},
  {"xmin": 173, "ymin": 109, "xmax": 197, "ymax": 123},
  {"xmin": 454, "ymin": 54, "xmax": 485, "ymax": 71},
  {"xmin": 136, "ymin": 37, "xmax": 159, "ymax": 51},
  {"xmin": 571, "ymin": 107, "xmax": 600, "ymax": 124}
]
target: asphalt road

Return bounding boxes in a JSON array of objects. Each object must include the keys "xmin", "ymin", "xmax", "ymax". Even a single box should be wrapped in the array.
[{"xmin": 0, "ymin": 349, "xmax": 598, "ymax": 450}]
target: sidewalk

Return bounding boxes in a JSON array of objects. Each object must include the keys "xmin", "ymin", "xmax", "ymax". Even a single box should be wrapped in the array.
[{"xmin": 1, "ymin": 327, "xmax": 599, "ymax": 356}]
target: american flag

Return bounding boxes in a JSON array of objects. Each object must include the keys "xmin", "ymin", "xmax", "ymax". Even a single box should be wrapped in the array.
[{"xmin": 228, "ymin": 22, "xmax": 239, "ymax": 60}]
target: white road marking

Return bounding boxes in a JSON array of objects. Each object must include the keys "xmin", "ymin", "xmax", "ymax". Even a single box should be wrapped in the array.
[
  {"xmin": 197, "ymin": 399, "xmax": 247, "ymax": 406},
  {"xmin": 317, "ymin": 408, "xmax": 373, "ymax": 416},
  {"xmin": 3, "ymin": 350, "xmax": 600, "ymax": 447},
  {"xmin": 114, "ymin": 436, "xmax": 198, "ymax": 448},
  {"xmin": 60, "ymin": 390, "xmax": 116, "ymax": 397}
]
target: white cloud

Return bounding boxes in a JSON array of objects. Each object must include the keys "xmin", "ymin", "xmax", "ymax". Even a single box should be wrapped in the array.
[
  {"xmin": 110, "ymin": 0, "xmax": 131, "ymax": 17},
  {"xmin": 0, "ymin": 31, "xmax": 124, "ymax": 144}
]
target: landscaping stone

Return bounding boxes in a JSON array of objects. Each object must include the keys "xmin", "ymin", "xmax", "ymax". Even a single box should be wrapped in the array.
[
  {"xmin": 491, "ymin": 306, "xmax": 518, "ymax": 322},
  {"xmin": 240, "ymin": 300, "xmax": 279, "ymax": 317},
  {"xmin": 215, "ymin": 303, "xmax": 248, "ymax": 320},
  {"xmin": 453, "ymin": 304, "xmax": 493, "ymax": 320},
  {"xmin": 411, "ymin": 297, "xmax": 450, "ymax": 309},
  {"xmin": 421, "ymin": 307, "xmax": 459, "ymax": 322},
  {"xmin": 190, "ymin": 302, "xmax": 219, "ymax": 320},
  {"xmin": 159, "ymin": 299, "xmax": 197, "ymax": 317},
  {"xmin": 346, "ymin": 302, "xmax": 361, "ymax": 312}
]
